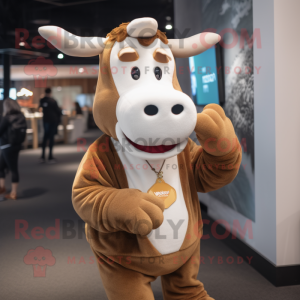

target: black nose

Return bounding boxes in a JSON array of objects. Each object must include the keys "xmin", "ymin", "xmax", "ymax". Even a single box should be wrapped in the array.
[
  {"xmin": 172, "ymin": 104, "xmax": 184, "ymax": 115},
  {"xmin": 144, "ymin": 105, "xmax": 158, "ymax": 116}
]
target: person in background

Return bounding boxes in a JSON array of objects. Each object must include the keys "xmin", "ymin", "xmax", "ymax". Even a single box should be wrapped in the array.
[
  {"xmin": 73, "ymin": 101, "xmax": 83, "ymax": 116},
  {"xmin": 39, "ymin": 87, "xmax": 61, "ymax": 163},
  {"xmin": 0, "ymin": 98, "xmax": 27, "ymax": 200}
]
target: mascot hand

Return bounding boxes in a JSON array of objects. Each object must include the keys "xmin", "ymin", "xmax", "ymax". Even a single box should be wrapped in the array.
[
  {"xmin": 195, "ymin": 104, "xmax": 238, "ymax": 156},
  {"xmin": 107, "ymin": 191, "xmax": 164, "ymax": 236}
]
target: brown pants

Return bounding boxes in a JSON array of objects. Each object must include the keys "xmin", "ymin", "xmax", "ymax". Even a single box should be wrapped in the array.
[{"xmin": 93, "ymin": 242, "xmax": 214, "ymax": 300}]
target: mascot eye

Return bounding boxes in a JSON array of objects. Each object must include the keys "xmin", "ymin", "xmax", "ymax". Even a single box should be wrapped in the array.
[
  {"xmin": 154, "ymin": 67, "xmax": 162, "ymax": 80},
  {"xmin": 131, "ymin": 67, "xmax": 140, "ymax": 80},
  {"xmin": 172, "ymin": 104, "xmax": 184, "ymax": 115}
]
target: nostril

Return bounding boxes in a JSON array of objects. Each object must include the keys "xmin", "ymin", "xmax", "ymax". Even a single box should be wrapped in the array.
[
  {"xmin": 144, "ymin": 105, "xmax": 158, "ymax": 116},
  {"xmin": 172, "ymin": 104, "xmax": 184, "ymax": 115}
]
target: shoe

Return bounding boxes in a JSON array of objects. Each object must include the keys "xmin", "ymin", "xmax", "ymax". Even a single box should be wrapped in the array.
[
  {"xmin": 5, "ymin": 193, "xmax": 17, "ymax": 200},
  {"xmin": 39, "ymin": 158, "xmax": 46, "ymax": 163},
  {"xmin": 47, "ymin": 158, "xmax": 57, "ymax": 164},
  {"xmin": 0, "ymin": 187, "xmax": 6, "ymax": 194}
]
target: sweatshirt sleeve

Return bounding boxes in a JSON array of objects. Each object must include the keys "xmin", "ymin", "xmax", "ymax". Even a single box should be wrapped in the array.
[
  {"xmin": 189, "ymin": 138, "xmax": 242, "ymax": 193},
  {"xmin": 72, "ymin": 147, "xmax": 128, "ymax": 233},
  {"xmin": 72, "ymin": 137, "xmax": 164, "ymax": 235}
]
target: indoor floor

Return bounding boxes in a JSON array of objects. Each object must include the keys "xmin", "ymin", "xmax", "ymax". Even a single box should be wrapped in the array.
[{"xmin": 0, "ymin": 129, "xmax": 299, "ymax": 300}]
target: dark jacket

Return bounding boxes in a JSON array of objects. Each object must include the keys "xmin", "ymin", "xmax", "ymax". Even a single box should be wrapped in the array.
[
  {"xmin": 39, "ymin": 96, "xmax": 61, "ymax": 124},
  {"xmin": 0, "ymin": 113, "xmax": 27, "ymax": 146}
]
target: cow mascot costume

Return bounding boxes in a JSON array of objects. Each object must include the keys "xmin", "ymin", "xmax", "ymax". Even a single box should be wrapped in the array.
[{"xmin": 39, "ymin": 18, "xmax": 241, "ymax": 300}]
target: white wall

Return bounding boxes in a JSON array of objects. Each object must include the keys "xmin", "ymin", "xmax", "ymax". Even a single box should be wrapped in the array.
[
  {"xmin": 174, "ymin": 0, "xmax": 278, "ymax": 265},
  {"xmin": 207, "ymin": 0, "xmax": 279, "ymax": 266},
  {"xmin": 174, "ymin": 0, "xmax": 300, "ymax": 267},
  {"xmin": 274, "ymin": 0, "xmax": 300, "ymax": 266}
]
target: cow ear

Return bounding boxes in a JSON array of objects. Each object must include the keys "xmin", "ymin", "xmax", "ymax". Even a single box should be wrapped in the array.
[
  {"xmin": 153, "ymin": 48, "xmax": 172, "ymax": 63},
  {"xmin": 118, "ymin": 47, "xmax": 139, "ymax": 62}
]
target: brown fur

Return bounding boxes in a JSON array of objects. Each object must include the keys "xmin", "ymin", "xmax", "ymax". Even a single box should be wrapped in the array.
[
  {"xmin": 93, "ymin": 45, "xmax": 119, "ymax": 139},
  {"xmin": 153, "ymin": 48, "xmax": 171, "ymax": 63},
  {"xmin": 91, "ymin": 242, "xmax": 214, "ymax": 300},
  {"xmin": 118, "ymin": 47, "xmax": 139, "ymax": 62},
  {"xmin": 106, "ymin": 22, "xmax": 168, "ymax": 46}
]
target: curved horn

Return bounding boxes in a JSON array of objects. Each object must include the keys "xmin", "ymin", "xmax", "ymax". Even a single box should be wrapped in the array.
[
  {"xmin": 168, "ymin": 32, "xmax": 221, "ymax": 58},
  {"xmin": 38, "ymin": 26, "xmax": 107, "ymax": 57}
]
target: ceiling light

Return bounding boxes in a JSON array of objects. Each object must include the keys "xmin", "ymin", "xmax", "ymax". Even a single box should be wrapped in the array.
[
  {"xmin": 57, "ymin": 53, "xmax": 64, "ymax": 59},
  {"xmin": 165, "ymin": 24, "xmax": 173, "ymax": 30},
  {"xmin": 17, "ymin": 88, "xmax": 33, "ymax": 97}
]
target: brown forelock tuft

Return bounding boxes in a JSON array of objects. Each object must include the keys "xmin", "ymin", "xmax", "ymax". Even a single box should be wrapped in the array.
[
  {"xmin": 106, "ymin": 22, "xmax": 168, "ymax": 46},
  {"xmin": 106, "ymin": 22, "xmax": 129, "ymax": 43}
]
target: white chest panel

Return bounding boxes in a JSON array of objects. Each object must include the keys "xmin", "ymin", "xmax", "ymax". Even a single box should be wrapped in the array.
[{"xmin": 111, "ymin": 138, "xmax": 189, "ymax": 255}]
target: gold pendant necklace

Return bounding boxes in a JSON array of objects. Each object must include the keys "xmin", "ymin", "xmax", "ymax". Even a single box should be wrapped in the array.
[{"xmin": 146, "ymin": 160, "xmax": 177, "ymax": 209}]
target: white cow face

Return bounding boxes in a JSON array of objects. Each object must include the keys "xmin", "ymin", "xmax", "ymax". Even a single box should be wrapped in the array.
[{"xmin": 112, "ymin": 37, "xmax": 197, "ymax": 160}]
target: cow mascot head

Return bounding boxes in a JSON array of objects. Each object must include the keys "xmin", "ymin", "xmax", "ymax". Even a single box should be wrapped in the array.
[{"xmin": 39, "ymin": 17, "xmax": 220, "ymax": 159}]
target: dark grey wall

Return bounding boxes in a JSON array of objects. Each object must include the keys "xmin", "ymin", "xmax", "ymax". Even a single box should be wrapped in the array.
[
  {"xmin": 173, "ymin": 0, "xmax": 203, "ymax": 98},
  {"xmin": 174, "ymin": 0, "xmax": 256, "ymax": 222}
]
